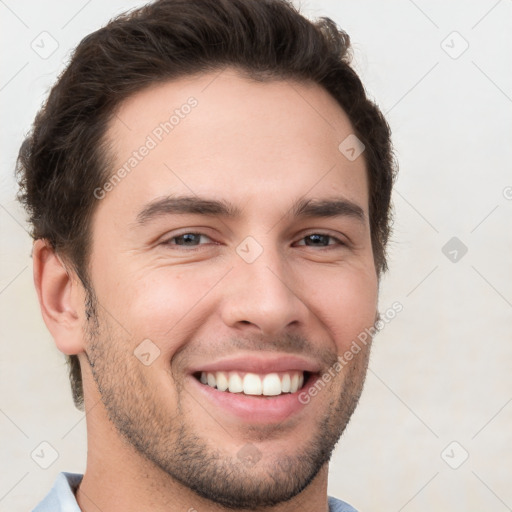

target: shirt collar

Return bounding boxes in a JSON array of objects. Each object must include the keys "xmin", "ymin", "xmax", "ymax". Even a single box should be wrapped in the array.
[{"xmin": 32, "ymin": 472, "xmax": 83, "ymax": 512}]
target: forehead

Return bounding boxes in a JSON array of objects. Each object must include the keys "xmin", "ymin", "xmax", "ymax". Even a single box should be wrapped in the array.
[{"xmin": 99, "ymin": 68, "xmax": 368, "ymax": 225}]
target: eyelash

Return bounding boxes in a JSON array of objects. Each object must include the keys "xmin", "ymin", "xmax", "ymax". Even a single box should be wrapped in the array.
[{"xmin": 161, "ymin": 232, "xmax": 346, "ymax": 250}]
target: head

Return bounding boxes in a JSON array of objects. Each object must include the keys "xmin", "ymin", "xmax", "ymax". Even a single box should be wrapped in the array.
[{"xmin": 17, "ymin": 0, "xmax": 396, "ymax": 508}]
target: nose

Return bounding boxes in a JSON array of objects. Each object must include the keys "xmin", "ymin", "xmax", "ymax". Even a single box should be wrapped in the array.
[{"xmin": 219, "ymin": 243, "xmax": 311, "ymax": 337}]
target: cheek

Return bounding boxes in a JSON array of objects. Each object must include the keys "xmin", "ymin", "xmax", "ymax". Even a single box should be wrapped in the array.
[
  {"xmin": 117, "ymin": 266, "xmax": 222, "ymax": 348},
  {"xmin": 308, "ymin": 266, "xmax": 378, "ymax": 352}
]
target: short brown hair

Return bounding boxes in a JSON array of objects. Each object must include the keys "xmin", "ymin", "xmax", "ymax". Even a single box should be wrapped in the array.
[{"xmin": 16, "ymin": 0, "xmax": 397, "ymax": 410}]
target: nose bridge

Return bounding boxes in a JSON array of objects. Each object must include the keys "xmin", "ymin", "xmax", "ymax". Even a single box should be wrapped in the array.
[{"xmin": 220, "ymin": 235, "xmax": 308, "ymax": 335}]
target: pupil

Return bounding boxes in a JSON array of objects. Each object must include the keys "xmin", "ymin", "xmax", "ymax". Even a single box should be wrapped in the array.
[
  {"xmin": 181, "ymin": 234, "xmax": 198, "ymax": 245},
  {"xmin": 307, "ymin": 234, "xmax": 327, "ymax": 246}
]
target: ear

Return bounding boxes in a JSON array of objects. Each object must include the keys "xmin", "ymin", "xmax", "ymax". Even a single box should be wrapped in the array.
[{"xmin": 32, "ymin": 239, "xmax": 86, "ymax": 355}]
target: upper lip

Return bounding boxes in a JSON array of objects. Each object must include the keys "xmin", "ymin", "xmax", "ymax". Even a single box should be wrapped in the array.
[{"xmin": 189, "ymin": 354, "xmax": 322, "ymax": 375}]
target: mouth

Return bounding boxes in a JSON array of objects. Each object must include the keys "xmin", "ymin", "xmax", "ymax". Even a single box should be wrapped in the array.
[
  {"xmin": 188, "ymin": 354, "xmax": 323, "ymax": 423},
  {"xmin": 193, "ymin": 370, "xmax": 313, "ymax": 397}
]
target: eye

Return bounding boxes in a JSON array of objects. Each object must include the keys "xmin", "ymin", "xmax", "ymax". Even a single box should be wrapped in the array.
[
  {"xmin": 161, "ymin": 232, "xmax": 346, "ymax": 251},
  {"xmin": 162, "ymin": 232, "xmax": 214, "ymax": 249},
  {"xmin": 295, "ymin": 233, "xmax": 345, "ymax": 248}
]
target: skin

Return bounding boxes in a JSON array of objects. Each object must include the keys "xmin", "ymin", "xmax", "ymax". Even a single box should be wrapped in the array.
[{"xmin": 33, "ymin": 67, "xmax": 378, "ymax": 512}]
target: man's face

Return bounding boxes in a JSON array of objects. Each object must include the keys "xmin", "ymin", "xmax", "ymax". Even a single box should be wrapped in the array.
[{"xmin": 82, "ymin": 68, "xmax": 378, "ymax": 508}]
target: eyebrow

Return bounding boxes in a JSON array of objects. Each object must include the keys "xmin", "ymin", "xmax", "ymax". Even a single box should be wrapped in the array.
[{"xmin": 135, "ymin": 195, "xmax": 365, "ymax": 225}]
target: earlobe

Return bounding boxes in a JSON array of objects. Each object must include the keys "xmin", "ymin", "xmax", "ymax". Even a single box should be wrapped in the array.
[{"xmin": 32, "ymin": 239, "xmax": 86, "ymax": 355}]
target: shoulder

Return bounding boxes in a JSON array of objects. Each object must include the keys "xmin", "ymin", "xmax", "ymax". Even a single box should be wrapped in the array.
[
  {"xmin": 328, "ymin": 495, "xmax": 359, "ymax": 512},
  {"xmin": 32, "ymin": 472, "xmax": 83, "ymax": 512}
]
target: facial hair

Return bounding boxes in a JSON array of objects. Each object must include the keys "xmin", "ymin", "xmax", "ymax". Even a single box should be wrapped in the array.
[{"xmin": 83, "ymin": 289, "xmax": 371, "ymax": 510}]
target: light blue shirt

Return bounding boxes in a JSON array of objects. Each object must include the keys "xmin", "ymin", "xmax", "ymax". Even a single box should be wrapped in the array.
[{"xmin": 33, "ymin": 472, "xmax": 358, "ymax": 512}]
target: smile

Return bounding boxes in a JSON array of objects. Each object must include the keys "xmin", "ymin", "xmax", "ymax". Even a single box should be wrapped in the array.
[{"xmin": 195, "ymin": 370, "xmax": 308, "ymax": 396}]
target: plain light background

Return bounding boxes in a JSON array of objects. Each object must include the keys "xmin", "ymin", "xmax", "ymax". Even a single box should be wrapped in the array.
[{"xmin": 1, "ymin": 0, "xmax": 511, "ymax": 510}]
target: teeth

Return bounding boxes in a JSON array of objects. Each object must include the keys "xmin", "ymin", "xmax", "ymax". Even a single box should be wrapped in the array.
[
  {"xmin": 243, "ymin": 373, "xmax": 262, "ymax": 395},
  {"xmin": 198, "ymin": 370, "xmax": 306, "ymax": 396},
  {"xmin": 290, "ymin": 373, "xmax": 299, "ymax": 393},
  {"xmin": 228, "ymin": 372, "xmax": 243, "ymax": 393},
  {"xmin": 262, "ymin": 373, "xmax": 281, "ymax": 396},
  {"xmin": 281, "ymin": 373, "xmax": 291, "ymax": 393},
  {"xmin": 216, "ymin": 372, "xmax": 229, "ymax": 391}
]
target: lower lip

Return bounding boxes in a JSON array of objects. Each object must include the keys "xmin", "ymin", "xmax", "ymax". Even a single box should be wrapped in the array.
[{"xmin": 189, "ymin": 374, "xmax": 316, "ymax": 424}]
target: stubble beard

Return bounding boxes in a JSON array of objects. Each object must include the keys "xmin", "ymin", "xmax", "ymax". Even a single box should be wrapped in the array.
[{"xmin": 83, "ymin": 291, "xmax": 371, "ymax": 509}]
